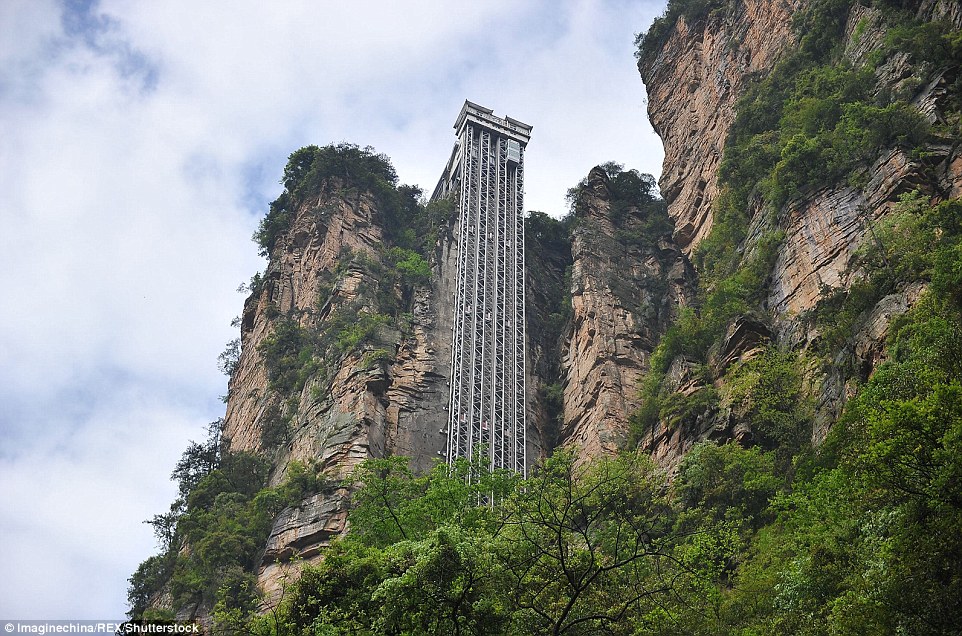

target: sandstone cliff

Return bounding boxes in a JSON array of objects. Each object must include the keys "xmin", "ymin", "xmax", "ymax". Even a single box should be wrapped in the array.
[
  {"xmin": 639, "ymin": 0, "xmax": 804, "ymax": 255},
  {"xmin": 556, "ymin": 167, "xmax": 693, "ymax": 462},
  {"xmin": 636, "ymin": 0, "xmax": 962, "ymax": 465},
  {"xmin": 220, "ymin": 165, "xmax": 454, "ymax": 604},
  {"xmin": 641, "ymin": 0, "xmax": 962, "ymax": 298}
]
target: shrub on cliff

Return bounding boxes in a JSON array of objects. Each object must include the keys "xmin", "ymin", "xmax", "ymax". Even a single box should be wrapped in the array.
[
  {"xmin": 254, "ymin": 144, "xmax": 400, "ymax": 257},
  {"xmin": 255, "ymin": 143, "xmax": 454, "ymax": 262},
  {"xmin": 128, "ymin": 450, "xmax": 327, "ymax": 621}
]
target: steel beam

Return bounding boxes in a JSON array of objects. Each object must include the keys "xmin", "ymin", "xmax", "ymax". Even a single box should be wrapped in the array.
[{"xmin": 435, "ymin": 101, "xmax": 531, "ymax": 478}]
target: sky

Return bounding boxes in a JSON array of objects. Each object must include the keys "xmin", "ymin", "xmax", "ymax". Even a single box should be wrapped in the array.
[{"xmin": 0, "ymin": 0, "xmax": 668, "ymax": 619}]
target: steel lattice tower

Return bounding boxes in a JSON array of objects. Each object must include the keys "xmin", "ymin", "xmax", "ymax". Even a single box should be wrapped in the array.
[{"xmin": 432, "ymin": 101, "xmax": 531, "ymax": 476}]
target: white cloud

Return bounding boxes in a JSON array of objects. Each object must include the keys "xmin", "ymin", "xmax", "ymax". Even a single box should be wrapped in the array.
[
  {"xmin": 0, "ymin": 387, "xmax": 206, "ymax": 617},
  {"xmin": 0, "ymin": 0, "xmax": 668, "ymax": 618}
]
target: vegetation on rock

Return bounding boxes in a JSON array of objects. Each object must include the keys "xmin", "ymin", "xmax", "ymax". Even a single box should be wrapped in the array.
[
  {"xmin": 620, "ymin": 1, "xmax": 962, "ymax": 633},
  {"xmin": 128, "ymin": 2, "xmax": 962, "ymax": 632},
  {"xmin": 250, "ymin": 145, "xmax": 456, "ymax": 407},
  {"xmin": 634, "ymin": 0, "xmax": 729, "ymax": 67},
  {"xmin": 128, "ymin": 417, "xmax": 327, "ymax": 621},
  {"xmin": 631, "ymin": 0, "xmax": 958, "ymax": 446}
]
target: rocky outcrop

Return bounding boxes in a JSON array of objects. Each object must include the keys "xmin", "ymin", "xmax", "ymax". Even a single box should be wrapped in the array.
[
  {"xmin": 524, "ymin": 213, "xmax": 573, "ymax": 455},
  {"xmin": 639, "ymin": 0, "xmax": 804, "ymax": 255},
  {"xmin": 379, "ymin": 277, "xmax": 455, "ymax": 472},
  {"xmin": 920, "ymin": 0, "xmax": 962, "ymax": 28},
  {"xmin": 221, "ymin": 179, "xmax": 453, "ymax": 602},
  {"xmin": 558, "ymin": 168, "xmax": 693, "ymax": 463},
  {"xmin": 257, "ymin": 487, "xmax": 350, "ymax": 606},
  {"xmin": 640, "ymin": 316, "xmax": 769, "ymax": 473},
  {"xmin": 766, "ymin": 149, "xmax": 926, "ymax": 320},
  {"xmin": 714, "ymin": 315, "xmax": 771, "ymax": 371},
  {"xmin": 225, "ymin": 184, "xmax": 388, "ymax": 459},
  {"xmin": 637, "ymin": 0, "xmax": 961, "ymax": 467}
]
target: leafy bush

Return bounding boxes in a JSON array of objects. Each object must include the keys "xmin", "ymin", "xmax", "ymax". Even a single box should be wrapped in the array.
[
  {"xmin": 631, "ymin": 226, "xmax": 783, "ymax": 445},
  {"xmin": 385, "ymin": 193, "xmax": 458, "ymax": 259},
  {"xmin": 542, "ymin": 381, "xmax": 565, "ymax": 434},
  {"xmin": 258, "ymin": 305, "xmax": 392, "ymax": 398},
  {"xmin": 286, "ymin": 144, "xmax": 397, "ymax": 201},
  {"xmin": 566, "ymin": 163, "xmax": 666, "ymax": 229},
  {"xmin": 254, "ymin": 140, "xmax": 459, "ymax": 272},
  {"xmin": 721, "ymin": 57, "xmax": 929, "ymax": 212},
  {"xmin": 129, "ymin": 453, "xmax": 328, "ymax": 620},
  {"xmin": 384, "ymin": 247, "xmax": 431, "ymax": 287},
  {"xmin": 211, "ymin": 567, "xmax": 261, "ymax": 633},
  {"xmin": 629, "ymin": 309, "xmax": 709, "ymax": 443},
  {"xmin": 659, "ymin": 386, "xmax": 719, "ymax": 431},
  {"xmin": 259, "ymin": 401, "xmax": 291, "ymax": 449},
  {"xmin": 771, "ymin": 99, "xmax": 927, "ymax": 207},
  {"xmin": 254, "ymin": 144, "xmax": 401, "ymax": 257},
  {"xmin": 884, "ymin": 19, "xmax": 962, "ymax": 75},
  {"xmin": 674, "ymin": 441, "xmax": 781, "ymax": 529},
  {"xmin": 754, "ymin": 291, "xmax": 962, "ymax": 634},
  {"xmin": 127, "ymin": 553, "xmax": 176, "ymax": 619},
  {"xmin": 725, "ymin": 347, "xmax": 811, "ymax": 461},
  {"xmin": 791, "ymin": 0, "xmax": 854, "ymax": 62},
  {"xmin": 258, "ymin": 318, "xmax": 320, "ymax": 396},
  {"xmin": 334, "ymin": 312, "xmax": 389, "ymax": 353},
  {"xmin": 525, "ymin": 211, "xmax": 574, "ymax": 335},
  {"xmin": 347, "ymin": 456, "xmax": 518, "ymax": 548},
  {"xmin": 217, "ymin": 338, "xmax": 241, "ymax": 377},
  {"xmin": 253, "ymin": 191, "xmax": 294, "ymax": 258},
  {"xmin": 525, "ymin": 210, "xmax": 570, "ymax": 248},
  {"xmin": 644, "ymin": 243, "xmax": 962, "ymax": 633}
]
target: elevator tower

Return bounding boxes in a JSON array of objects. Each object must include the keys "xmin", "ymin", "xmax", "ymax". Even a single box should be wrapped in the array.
[{"xmin": 432, "ymin": 100, "xmax": 531, "ymax": 476}]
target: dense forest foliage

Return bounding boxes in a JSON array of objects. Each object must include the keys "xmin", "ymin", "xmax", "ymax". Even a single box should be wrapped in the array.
[
  {"xmin": 128, "ymin": 0, "xmax": 962, "ymax": 633},
  {"xmin": 139, "ymin": 275, "xmax": 962, "ymax": 633}
]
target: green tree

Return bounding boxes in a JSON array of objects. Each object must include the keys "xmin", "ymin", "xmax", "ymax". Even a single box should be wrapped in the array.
[
  {"xmin": 372, "ymin": 526, "xmax": 511, "ymax": 636},
  {"xmin": 348, "ymin": 456, "xmax": 517, "ymax": 548},
  {"xmin": 499, "ymin": 451, "xmax": 675, "ymax": 635}
]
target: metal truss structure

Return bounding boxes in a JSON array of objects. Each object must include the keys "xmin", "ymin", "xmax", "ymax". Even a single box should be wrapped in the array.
[{"xmin": 432, "ymin": 101, "xmax": 532, "ymax": 477}]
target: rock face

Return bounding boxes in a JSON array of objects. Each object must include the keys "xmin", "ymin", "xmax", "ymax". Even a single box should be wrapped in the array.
[
  {"xmin": 524, "ymin": 214, "xmax": 572, "ymax": 455},
  {"xmin": 764, "ymin": 1, "xmax": 962, "ymax": 437},
  {"xmin": 641, "ymin": 0, "xmax": 962, "ymax": 320},
  {"xmin": 639, "ymin": 0, "xmax": 804, "ymax": 255},
  {"xmin": 637, "ymin": 0, "xmax": 962, "ymax": 466},
  {"xmin": 769, "ymin": 0, "xmax": 962, "ymax": 323},
  {"xmin": 222, "ymin": 179, "xmax": 452, "ymax": 602},
  {"xmin": 638, "ymin": 314, "xmax": 772, "ymax": 474},
  {"xmin": 557, "ymin": 168, "xmax": 693, "ymax": 463}
]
